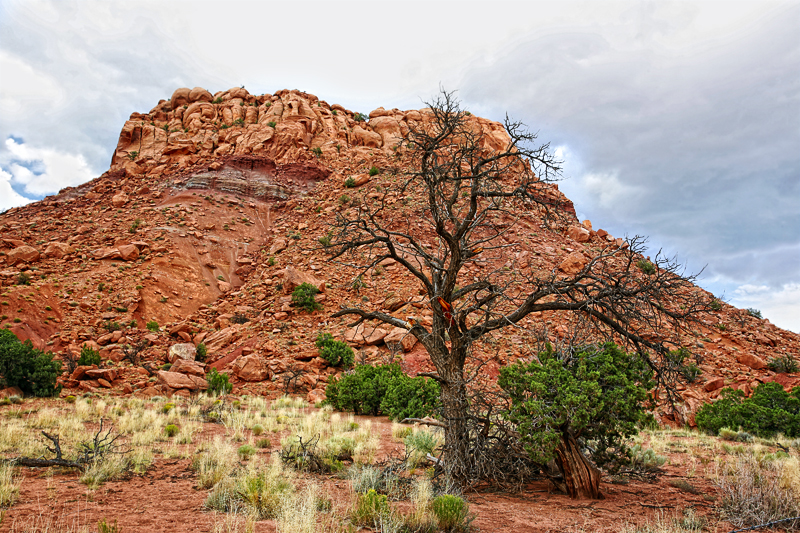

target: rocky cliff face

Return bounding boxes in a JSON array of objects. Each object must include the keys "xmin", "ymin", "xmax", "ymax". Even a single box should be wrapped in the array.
[{"xmin": 0, "ymin": 87, "xmax": 797, "ymax": 423}]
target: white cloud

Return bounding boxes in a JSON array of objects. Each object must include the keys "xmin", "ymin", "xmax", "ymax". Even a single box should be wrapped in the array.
[
  {"xmin": 580, "ymin": 171, "xmax": 643, "ymax": 210},
  {"xmin": 730, "ymin": 283, "xmax": 800, "ymax": 333},
  {"xmin": 2, "ymin": 138, "xmax": 94, "ymax": 197},
  {"xmin": 0, "ymin": 50, "xmax": 64, "ymax": 117},
  {"xmin": 0, "ymin": 168, "xmax": 33, "ymax": 211}
]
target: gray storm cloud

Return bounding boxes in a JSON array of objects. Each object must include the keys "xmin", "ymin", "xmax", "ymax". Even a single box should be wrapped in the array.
[{"xmin": 459, "ymin": 6, "xmax": 800, "ymax": 303}]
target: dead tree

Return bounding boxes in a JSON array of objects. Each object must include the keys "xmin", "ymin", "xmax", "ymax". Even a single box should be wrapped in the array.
[
  {"xmin": 6, "ymin": 418, "xmax": 127, "ymax": 471},
  {"xmin": 327, "ymin": 89, "xmax": 708, "ymax": 497}
]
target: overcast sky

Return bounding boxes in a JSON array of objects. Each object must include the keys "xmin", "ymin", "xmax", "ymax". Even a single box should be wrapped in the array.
[{"xmin": 0, "ymin": 0, "xmax": 798, "ymax": 332}]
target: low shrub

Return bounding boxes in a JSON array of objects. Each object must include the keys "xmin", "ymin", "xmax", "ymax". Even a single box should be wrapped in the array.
[
  {"xmin": 291, "ymin": 283, "xmax": 322, "ymax": 313},
  {"xmin": 238, "ymin": 444, "xmax": 256, "ymax": 460},
  {"xmin": 747, "ymin": 308, "xmax": 763, "ymax": 319},
  {"xmin": 432, "ymin": 494, "xmax": 471, "ymax": 532},
  {"xmin": 344, "ymin": 177, "xmax": 356, "ymax": 188},
  {"xmin": 326, "ymin": 364, "xmax": 401, "ymax": 416},
  {"xmin": 381, "ymin": 373, "xmax": 440, "ymax": 421},
  {"xmin": 368, "ymin": 166, "xmax": 379, "ymax": 176},
  {"xmin": 146, "ymin": 320, "xmax": 159, "ymax": 332},
  {"xmin": 715, "ymin": 454, "xmax": 800, "ymax": 530},
  {"xmin": 325, "ymin": 363, "xmax": 440, "ymax": 420},
  {"xmin": 0, "ymin": 329, "xmax": 62, "ymax": 397},
  {"xmin": 695, "ymin": 382, "xmax": 800, "ymax": 438},
  {"xmin": 164, "ymin": 424, "xmax": 179, "ymax": 437},
  {"xmin": 718, "ymin": 427, "xmax": 754, "ymax": 443},
  {"xmin": 636, "ymin": 259, "xmax": 655, "ymax": 275},
  {"xmin": 195, "ymin": 343, "xmax": 207, "ymax": 362},
  {"xmin": 77, "ymin": 344, "xmax": 101, "ymax": 366},
  {"xmin": 207, "ymin": 368, "xmax": 233, "ymax": 395},
  {"xmin": 317, "ymin": 233, "xmax": 332, "ymax": 248},
  {"xmin": 315, "ymin": 332, "xmax": 354, "ymax": 367},
  {"xmin": 767, "ymin": 354, "xmax": 799, "ymax": 374},
  {"xmin": 351, "ymin": 489, "xmax": 390, "ymax": 528},
  {"xmin": 628, "ymin": 444, "xmax": 667, "ymax": 473},
  {"xmin": 499, "ymin": 342, "xmax": 654, "ymax": 471}
]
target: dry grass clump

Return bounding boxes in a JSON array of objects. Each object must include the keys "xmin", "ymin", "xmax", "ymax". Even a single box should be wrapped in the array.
[
  {"xmin": 621, "ymin": 508, "xmax": 707, "ymax": 533},
  {"xmin": 715, "ymin": 453, "xmax": 800, "ymax": 530},
  {"xmin": 276, "ymin": 482, "xmax": 319, "ymax": 533},
  {"xmin": 0, "ymin": 463, "xmax": 21, "ymax": 508},
  {"xmin": 280, "ymin": 410, "xmax": 377, "ymax": 472},
  {"xmin": 1, "ymin": 510, "xmax": 92, "ymax": 533},
  {"xmin": 205, "ymin": 454, "xmax": 295, "ymax": 520},
  {"xmin": 80, "ymin": 452, "xmax": 129, "ymax": 488},
  {"xmin": 192, "ymin": 435, "xmax": 238, "ymax": 489}
]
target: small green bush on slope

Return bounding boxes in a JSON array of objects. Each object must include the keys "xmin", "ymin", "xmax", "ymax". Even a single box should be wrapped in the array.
[
  {"xmin": 325, "ymin": 363, "xmax": 440, "ymax": 420},
  {"xmin": 696, "ymin": 382, "xmax": 800, "ymax": 438},
  {"xmin": 0, "ymin": 329, "xmax": 62, "ymax": 397},
  {"xmin": 315, "ymin": 333, "xmax": 354, "ymax": 367}
]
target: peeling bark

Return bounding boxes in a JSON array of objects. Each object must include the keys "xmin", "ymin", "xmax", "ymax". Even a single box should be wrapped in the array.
[{"xmin": 555, "ymin": 431, "xmax": 604, "ymax": 500}]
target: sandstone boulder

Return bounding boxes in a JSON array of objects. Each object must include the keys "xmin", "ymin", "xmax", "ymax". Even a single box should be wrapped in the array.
[
  {"xmin": 204, "ymin": 326, "xmax": 239, "ymax": 353},
  {"xmin": 170, "ymin": 88, "xmax": 191, "ymax": 109},
  {"xmin": 736, "ymin": 352, "xmax": 767, "ymax": 370},
  {"xmin": 7, "ymin": 246, "xmax": 39, "ymax": 265},
  {"xmin": 44, "ymin": 242, "xmax": 75, "ymax": 259},
  {"xmin": 232, "ymin": 354, "xmax": 269, "ymax": 382},
  {"xmin": 703, "ymin": 377, "xmax": 725, "ymax": 392},
  {"xmin": 111, "ymin": 193, "xmax": 128, "ymax": 207},
  {"xmin": 282, "ymin": 266, "xmax": 325, "ymax": 295},
  {"xmin": 345, "ymin": 324, "xmax": 389, "ymax": 346},
  {"xmin": 353, "ymin": 126, "xmax": 382, "ymax": 148},
  {"xmin": 306, "ymin": 388, "xmax": 326, "ymax": 405},
  {"xmin": 168, "ymin": 343, "xmax": 197, "ymax": 363},
  {"xmin": 118, "ymin": 244, "xmax": 139, "ymax": 261},
  {"xmin": 352, "ymin": 173, "xmax": 371, "ymax": 187},
  {"xmin": 0, "ymin": 386, "xmax": 24, "ymax": 398},
  {"xmin": 559, "ymin": 252, "xmax": 588, "ymax": 275},
  {"xmin": 269, "ymin": 238, "xmax": 287, "ymax": 254},
  {"xmin": 171, "ymin": 358, "xmax": 205, "ymax": 377},
  {"xmin": 69, "ymin": 365, "xmax": 97, "ymax": 381},
  {"xmin": 753, "ymin": 333, "xmax": 776, "ymax": 347},
  {"xmin": 567, "ymin": 226, "xmax": 591, "ymax": 243},
  {"xmin": 156, "ymin": 370, "xmax": 198, "ymax": 390},
  {"xmin": 85, "ymin": 368, "xmax": 117, "ymax": 382},
  {"xmin": 189, "ymin": 87, "xmax": 213, "ymax": 103},
  {"xmin": 384, "ymin": 327, "xmax": 417, "ymax": 353}
]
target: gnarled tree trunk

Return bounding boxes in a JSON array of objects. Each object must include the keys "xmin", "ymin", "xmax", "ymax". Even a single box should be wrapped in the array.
[
  {"xmin": 431, "ymin": 341, "xmax": 473, "ymax": 487},
  {"xmin": 554, "ymin": 430, "xmax": 604, "ymax": 499}
]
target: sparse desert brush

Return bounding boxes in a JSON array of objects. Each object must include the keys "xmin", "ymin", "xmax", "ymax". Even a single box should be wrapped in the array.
[
  {"xmin": 3, "ymin": 511, "xmax": 92, "ymax": 533},
  {"xmin": 277, "ymin": 482, "xmax": 319, "ymax": 533},
  {"xmin": 0, "ymin": 462, "xmax": 21, "ymax": 508},
  {"xmin": 620, "ymin": 509, "xmax": 706, "ymax": 533},
  {"xmin": 404, "ymin": 476, "xmax": 435, "ymax": 531},
  {"xmin": 80, "ymin": 452, "xmax": 130, "ymax": 488},
  {"xmin": 404, "ymin": 427, "xmax": 443, "ymax": 468},
  {"xmin": 129, "ymin": 447, "xmax": 154, "ymax": 474},
  {"xmin": 715, "ymin": 453, "xmax": 800, "ymax": 530},
  {"xmin": 206, "ymin": 455, "xmax": 295, "ymax": 520},
  {"xmin": 193, "ymin": 435, "xmax": 238, "ymax": 489},
  {"xmin": 432, "ymin": 494, "xmax": 471, "ymax": 532},
  {"xmin": 391, "ymin": 423, "xmax": 413, "ymax": 441}
]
